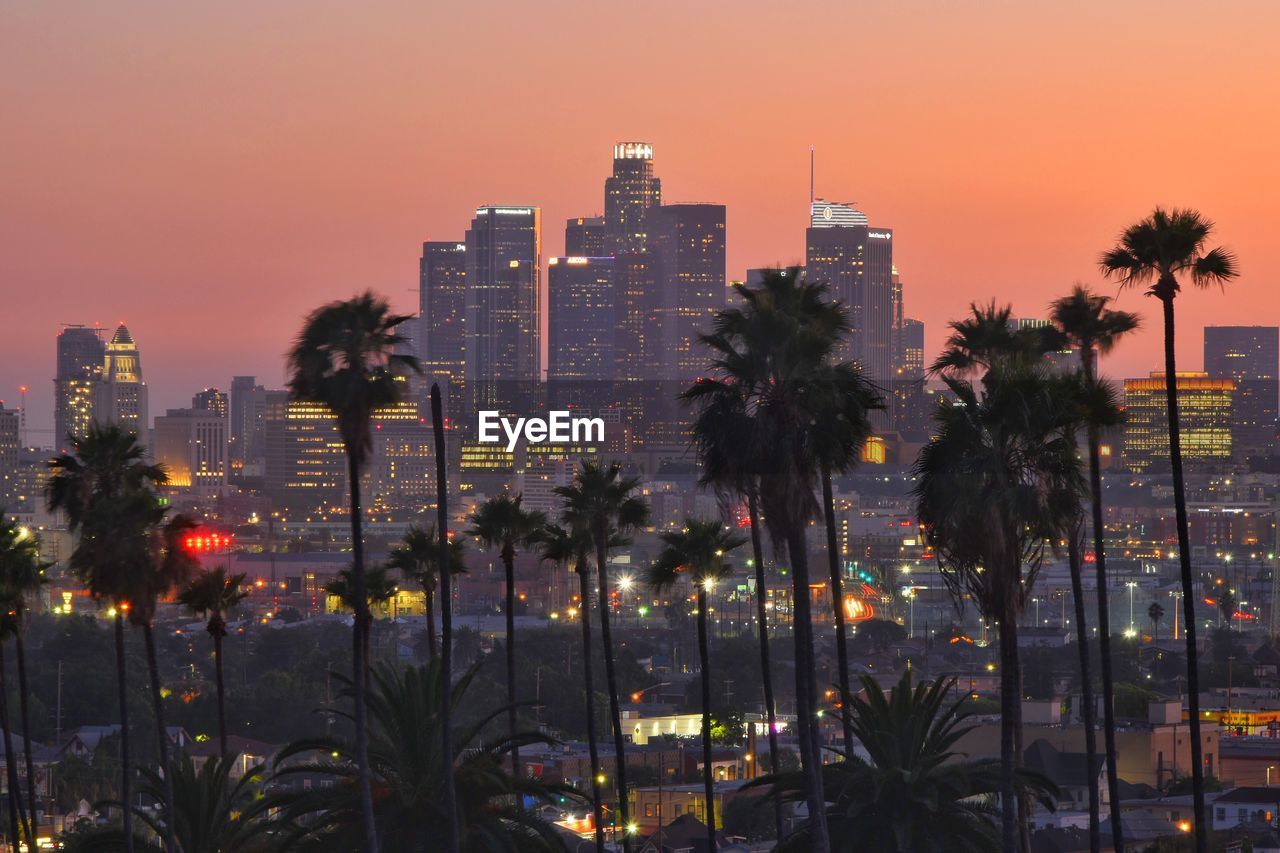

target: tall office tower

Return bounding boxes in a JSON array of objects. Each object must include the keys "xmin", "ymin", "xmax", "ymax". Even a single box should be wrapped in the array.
[
  {"xmin": 94, "ymin": 323, "xmax": 149, "ymax": 451},
  {"xmin": 604, "ymin": 143, "xmax": 661, "ymax": 254},
  {"xmin": 0, "ymin": 403, "xmax": 17, "ymax": 507},
  {"xmin": 229, "ymin": 375, "xmax": 259, "ymax": 475},
  {"xmin": 53, "ymin": 325, "xmax": 105, "ymax": 451},
  {"xmin": 192, "ymin": 388, "xmax": 229, "ymax": 418},
  {"xmin": 239, "ymin": 387, "xmax": 287, "ymax": 484},
  {"xmin": 805, "ymin": 201, "xmax": 895, "ymax": 388},
  {"xmin": 645, "ymin": 203, "xmax": 727, "ymax": 381},
  {"xmin": 265, "ymin": 400, "xmax": 347, "ymax": 512},
  {"xmin": 612, "ymin": 251, "xmax": 653, "ymax": 381},
  {"xmin": 419, "ymin": 241, "xmax": 468, "ymax": 397},
  {"xmin": 547, "ymin": 256, "xmax": 615, "ymax": 382},
  {"xmin": 1123, "ymin": 372, "xmax": 1234, "ymax": 473},
  {"xmin": 464, "ymin": 207, "xmax": 542, "ymax": 412},
  {"xmin": 565, "ymin": 217, "xmax": 607, "ymax": 257},
  {"xmin": 896, "ymin": 318, "xmax": 925, "ymax": 378},
  {"xmin": 153, "ymin": 408, "xmax": 228, "ymax": 494},
  {"xmin": 1204, "ymin": 326, "xmax": 1279, "ymax": 457}
]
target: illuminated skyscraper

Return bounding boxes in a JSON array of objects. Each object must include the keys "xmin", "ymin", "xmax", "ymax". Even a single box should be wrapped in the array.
[
  {"xmin": 419, "ymin": 241, "xmax": 468, "ymax": 397},
  {"xmin": 565, "ymin": 216, "xmax": 607, "ymax": 257},
  {"xmin": 154, "ymin": 408, "xmax": 228, "ymax": 494},
  {"xmin": 464, "ymin": 207, "xmax": 542, "ymax": 412},
  {"xmin": 229, "ymin": 375, "xmax": 259, "ymax": 475},
  {"xmin": 548, "ymin": 256, "xmax": 615, "ymax": 382},
  {"xmin": 604, "ymin": 143, "xmax": 661, "ymax": 254},
  {"xmin": 645, "ymin": 203, "xmax": 726, "ymax": 381},
  {"xmin": 94, "ymin": 323, "xmax": 149, "ymax": 451},
  {"xmin": 192, "ymin": 388, "xmax": 228, "ymax": 418},
  {"xmin": 806, "ymin": 202, "xmax": 895, "ymax": 392},
  {"xmin": 0, "ymin": 404, "xmax": 17, "ymax": 506},
  {"xmin": 1204, "ymin": 326, "xmax": 1278, "ymax": 457},
  {"xmin": 1123, "ymin": 372, "xmax": 1234, "ymax": 472},
  {"xmin": 53, "ymin": 325, "xmax": 105, "ymax": 451}
]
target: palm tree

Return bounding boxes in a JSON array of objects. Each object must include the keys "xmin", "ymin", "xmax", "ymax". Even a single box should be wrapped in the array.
[
  {"xmin": 536, "ymin": 521, "xmax": 607, "ymax": 852},
  {"xmin": 647, "ymin": 519, "xmax": 746, "ymax": 853},
  {"xmin": 325, "ymin": 564, "xmax": 399, "ymax": 674},
  {"xmin": 761, "ymin": 671, "xmax": 1059, "ymax": 853},
  {"xmin": 1051, "ymin": 284, "xmax": 1139, "ymax": 853},
  {"xmin": 1149, "ymin": 601, "xmax": 1165, "ymax": 641},
  {"xmin": 467, "ymin": 493, "xmax": 546, "ymax": 782},
  {"xmin": 1100, "ymin": 208, "xmax": 1237, "ymax": 853},
  {"xmin": 178, "ymin": 567, "xmax": 248, "ymax": 757},
  {"xmin": 0, "ymin": 589, "xmax": 29, "ymax": 850},
  {"xmin": 915, "ymin": 361, "xmax": 1082, "ymax": 852},
  {"xmin": 682, "ymin": 364, "xmax": 785, "ymax": 840},
  {"xmin": 48, "ymin": 423, "xmax": 169, "ymax": 853},
  {"xmin": 0, "ymin": 515, "xmax": 49, "ymax": 845},
  {"xmin": 692, "ymin": 268, "xmax": 868, "ymax": 851},
  {"xmin": 428, "ymin": 383, "xmax": 460, "ymax": 853},
  {"xmin": 385, "ymin": 525, "xmax": 466, "ymax": 660},
  {"xmin": 287, "ymin": 290, "xmax": 420, "ymax": 853},
  {"xmin": 812, "ymin": 364, "xmax": 884, "ymax": 756},
  {"xmin": 555, "ymin": 460, "xmax": 649, "ymax": 850},
  {"xmin": 272, "ymin": 661, "xmax": 576, "ymax": 852},
  {"xmin": 102, "ymin": 754, "xmax": 277, "ymax": 853},
  {"xmin": 128, "ymin": 510, "xmax": 200, "ymax": 853}
]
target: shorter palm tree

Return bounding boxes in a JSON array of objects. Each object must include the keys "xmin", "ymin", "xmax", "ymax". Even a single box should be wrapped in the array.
[
  {"xmin": 178, "ymin": 568, "xmax": 248, "ymax": 757},
  {"xmin": 325, "ymin": 565, "xmax": 399, "ymax": 674},
  {"xmin": 272, "ymin": 661, "xmax": 576, "ymax": 852},
  {"xmin": 761, "ymin": 671, "xmax": 1059, "ymax": 853},
  {"xmin": 0, "ymin": 515, "xmax": 49, "ymax": 844},
  {"xmin": 647, "ymin": 519, "xmax": 745, "ymax": 853},
  {"xmin": 536, "ymin": 521, "xmax": 608, "ymax": 852},
  {"xmin": 468, "ymin": 493, "xmax": 546, "ymax": 781},
  {"xmin": 1149, "ymin": 601, "xmax": 1166, "ymax": 641},
  {"xmin": 101, "ymin": 754, "xmax": 277, "ymax": 853},
  {"xmin": 385, "ymin": 525, "xmax": 467, "ymax": 660}
]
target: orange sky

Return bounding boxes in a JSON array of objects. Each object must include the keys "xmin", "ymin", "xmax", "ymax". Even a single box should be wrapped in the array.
[{"xmin": 4, "ymin": 0, "xmax": 1279, "ymax": 438}]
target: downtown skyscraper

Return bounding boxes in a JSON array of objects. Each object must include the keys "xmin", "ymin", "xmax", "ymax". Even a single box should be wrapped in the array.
[
  {"xmin": 464, "ymin": 206, "xmax": 542, "ymax": 410},
  {"xmin": 547, "ymin": 255, "xmax": 615, "ymax": 383},
  {"xmin": 604, "ymin": 143, "xmax": 662, "ymax": 381},
  {"xmin": 806, "ymin": 199, "xmax": 896, "ymax": 395},
  {"xmin": 418, "ymin": 241, "xmax": 468, "ymax": 397},
  {"xmin": 53, "ymin": 325, "xmax": 105, "ymax": 451},
  {"xmin": 94, "ymin": 323, "xmax": 150, "ymax": 451},
  {"xmin": 645, "ymin": 203, "xmax": 727, "ymax": 381},
  {"xmin": 1204, "ymin": 325, "xmax": 1279, "ymax": 457}
]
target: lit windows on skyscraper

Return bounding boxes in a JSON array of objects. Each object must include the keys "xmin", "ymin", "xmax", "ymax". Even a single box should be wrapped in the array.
[
  {"xmin": 1122, "ymin": 372, "xmax": 1234, "ymax": 472},
  {"xmin": 1204, "ymin": 326, "xmax": 1278, "ymax": 457},
  {"xmin": 548, "ymin": 256, "xmax": 615, "ymax": 383}
]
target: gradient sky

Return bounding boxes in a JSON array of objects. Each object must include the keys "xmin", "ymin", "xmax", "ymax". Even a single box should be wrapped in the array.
[{"xmin": 4, "ymin": 0, "xmax": 1279, "ymax": 439}]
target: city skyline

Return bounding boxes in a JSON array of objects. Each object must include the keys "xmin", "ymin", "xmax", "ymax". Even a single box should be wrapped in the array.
[{"xmin": 6, "ymin": 2, "xmax": 1280, "ymax": 437}]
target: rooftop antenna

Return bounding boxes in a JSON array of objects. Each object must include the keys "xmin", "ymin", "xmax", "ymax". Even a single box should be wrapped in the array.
[{"xmin": 809, "ymin": 145, "xmax": 815, "ymax": 208}]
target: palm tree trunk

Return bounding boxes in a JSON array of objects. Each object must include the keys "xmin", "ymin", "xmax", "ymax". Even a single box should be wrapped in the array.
[
  {"xmin": 213, "ymin": 628, "xmax": 229, "ymax": 757},
  {"xmin": 696, "ymin": 588, "xmax": 717, "ymax": 853},
  {"xmin": 786, "ymin": 529, "xmax": 831, "ymax": 853},
  {"xmin": 1083, "ymin": 346, "xmax": 1126, "ymax": 853},
  {"xmin": 425, "ymin": 588, "xmax": 438, "ymax": 660},
  {"xmin": 345, "ymin": 449, "xmax": 379, "ymax": 853},
  {"xmin": 113, "ymin": 611, "xmax": 135, "ymax": 853},
  {"xmin": 430, "ymin": 384, "xmax": 460, "ymax": 853},
  {"xmin": 15, "ymin": 631, "xmax": 40, "ymax": 842},
  {"xmin": 577, "ymin": 565, "xmax": 607, "ymax": 852},
  {"xmin": 1067, "ymin": 530, "xmax": 1101, "ymax": 853},
  {"xmin": 595, "ymin": 533, "xmax": 632, "ymax": 853},
  {"xmin": 746, "ymin": 489, "xmax": 783, "ymax": 841},
  {"xmin": 1014, "ymin": 647, "xmax": 1031, "ymax": 853},
  {"xmin": 820, "ymin": 469, "xmax": 855, "ymax": 757},
  {"xmin": 503, "ymin": 551, "xmax": 521, "ymax": 784},
  {"xmin": 998, "ymin": 617, "xmax": 1020, "ymax": 853},
  {"xmin": 142, "ymin": 623, "xmax": 178, "ymax": 853},
  {"xmin": 1160, "ymin": 294, "xmax": 1207, "ymax": 853},
  {"xmin": 0, "ymin": 644, "xmax": 28, "ymax": 853}
]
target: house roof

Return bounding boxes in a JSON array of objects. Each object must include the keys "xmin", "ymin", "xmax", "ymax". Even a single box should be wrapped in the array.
[
  {"xmin": 1024, "ymin": 739, "xmax": 1102, "ymax": 788},
  {"xmin": 1218, "ymin": 786, "xmax": 1280, "ymax": 805}
]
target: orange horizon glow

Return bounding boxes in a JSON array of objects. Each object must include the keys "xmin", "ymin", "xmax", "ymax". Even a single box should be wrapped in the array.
[{"xmin": 4, "ymin": 1, "xmax": 1280, "ymax": 435}]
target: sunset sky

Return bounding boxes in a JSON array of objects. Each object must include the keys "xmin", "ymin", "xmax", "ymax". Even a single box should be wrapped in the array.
[{"xmin": 4, "ymin": 0, "xmax": 1279, "ymax": 438}]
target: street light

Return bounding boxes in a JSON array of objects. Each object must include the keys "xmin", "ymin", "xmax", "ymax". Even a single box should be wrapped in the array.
[{"xmin": 1126, "ymin": 581, "xmax": 1138, "ymax": 634}]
